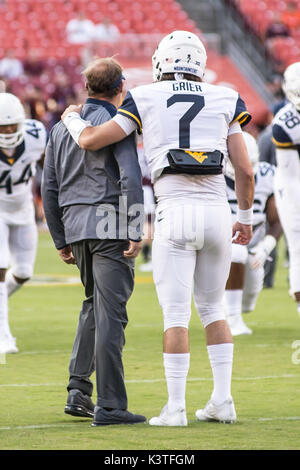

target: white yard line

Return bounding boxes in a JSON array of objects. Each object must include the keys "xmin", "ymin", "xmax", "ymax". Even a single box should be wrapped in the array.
[
  {"xmin": 258, "ymin": 417, "xmax": 300, "ymax": 422},
  {"xmin": 0, "ymin": 373, "xmax": 298, "ymax": 389},
  {"xmin": 26, "ymin": 274, "xmax": 153, "ymax": 287},
  {"xmin": 0, "ymin": 416, "xmax": 300, "ymax": 432},
  {"xmin": 0, "ymin": 423, "xmax": 79, "ymax": 431}
]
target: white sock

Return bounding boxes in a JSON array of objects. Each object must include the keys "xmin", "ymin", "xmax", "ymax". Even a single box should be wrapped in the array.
[
  {"xmin": 207, "ymin": 343, "xmax": 234, "ymax": 405},
  {"xmin": 163, "ymin": 352, "xmax": 190, "ymax": 413},
  {"xmin": 224, "ymin": 289, "xmax": 243, "ymax": 320},
  {"xmin": 0, "ymin": 282, "xmax": 13, "ymax": 338},
  {"xmin": 6, "ymin": 270, "xmax": 22, "ymax": 297},
  {"xmin": 297, "ymin": 303, "xmax": 300, "ymax": 317}
]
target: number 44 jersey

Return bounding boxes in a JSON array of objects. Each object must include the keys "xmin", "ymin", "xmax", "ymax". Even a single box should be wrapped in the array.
[
  {"xmin": 116, "ymin": 80, "xmax": 251, "ymax": 182},
  {"xmin": 0, "ymin": 119, "xmax": 47, "ymax": 225}
]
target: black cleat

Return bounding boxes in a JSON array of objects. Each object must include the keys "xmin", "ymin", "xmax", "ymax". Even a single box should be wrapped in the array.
[
  {"xmin": 64, "ymin": 389, "xmax": 95, "ymax": 418},
  {"xmin": 92, "ymin": 406, "xmax": 146, "ymax": 426}
]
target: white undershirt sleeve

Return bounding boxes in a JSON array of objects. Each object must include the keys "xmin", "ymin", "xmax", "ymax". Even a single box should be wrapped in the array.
[
  {"xmin": 228, "ymin": 121, "xmax": 242, "ymax": 136},
  {"xmin": 62, "ymin": 112, "xmax": 92, "ymax": 145},
  {"xmin": 112, "ymin": 114, "xmax": 138, "ymax": 136}
]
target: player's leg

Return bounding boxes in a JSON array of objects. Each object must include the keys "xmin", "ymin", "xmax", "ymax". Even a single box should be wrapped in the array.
[
  {"xmin": 1, "ymin": 223, "xmax": 38, "ymax": 352},
  {"xmin": 242, "ymin": 261, "xmax": 264, "ymax": 313},
  {"xmin": 139, "ymin": 185, "xmax": 155, "ymax": 272},
  {"xmin": 149, "ymin": 203, "xmax": 199, "ymax": 426},
  {"xmin": 0, "ymin": 219, "xmax": 18, "ymax": 353},
  {"xmin": 224, "ymin": 244, "xmax": 252, "ymax": 335},
  {"xmin": 193, "ymin": 204, "xmax": 236, "ymax": 423},
  {"xmin": 274, "ymin": 153, "xmax": 300, "ymax": 315},
  {"xmin": 7, "ymin": 223, "xmax": 38, "ymax": 296}
]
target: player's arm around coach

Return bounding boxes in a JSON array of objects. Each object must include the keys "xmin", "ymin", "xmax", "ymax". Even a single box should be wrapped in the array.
[{"xmin": 61, "ymin": 109, "xmax": 254, "ymax": 247}]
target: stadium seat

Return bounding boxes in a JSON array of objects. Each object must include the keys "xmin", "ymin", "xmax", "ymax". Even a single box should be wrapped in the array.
[{"xmin": 235, "ymin": 0, "xmax": 300, "ymax": 68}]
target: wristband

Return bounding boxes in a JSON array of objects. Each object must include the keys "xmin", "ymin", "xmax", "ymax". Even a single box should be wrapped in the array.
[
  {"xmin": 237, "ymin": 207, "xmax": 253, "ymax": 225},
  {"xmin": 63, "ymin": 112, "xmax": 91, "ymax": 145}
]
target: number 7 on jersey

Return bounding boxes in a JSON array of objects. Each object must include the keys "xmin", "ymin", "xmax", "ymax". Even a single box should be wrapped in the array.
[{"xmin": 167, "ymin": 94, "xmax": 205, "ymax": 148}]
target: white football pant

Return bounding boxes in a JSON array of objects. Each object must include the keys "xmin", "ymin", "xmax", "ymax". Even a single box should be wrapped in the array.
[
  {"xmin": 0, "ymin": 220, "xmax": 38, "ymax": 279},
  {"xmin": 274, "ymin": 149, "xmax": 300, "ymax": 294},
  {"xmin": 230, "ymin": 243, "xmax": 264, "ymax": 312},
  {"xmin": 152, "ymin": 201, "xmax": 232, "ymax": 331}
]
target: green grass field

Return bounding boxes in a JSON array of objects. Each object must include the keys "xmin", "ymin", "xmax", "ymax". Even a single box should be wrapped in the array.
[{"xmin": 0, "ymin": 231, "xmax": 299, "ymax": 451}]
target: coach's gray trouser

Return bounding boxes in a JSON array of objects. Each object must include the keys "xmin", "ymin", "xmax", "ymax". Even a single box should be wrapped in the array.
[{"xmin": 67, "ymin": 239, "xmax": 134, "ymax": 410}]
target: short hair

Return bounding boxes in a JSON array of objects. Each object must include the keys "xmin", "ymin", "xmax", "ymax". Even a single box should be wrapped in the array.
[{"xmin": 83, "ymin": 57, "xmax": 123, "ymax": 98}]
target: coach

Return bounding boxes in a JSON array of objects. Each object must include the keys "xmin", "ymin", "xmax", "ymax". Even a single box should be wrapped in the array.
[{"xmin": 41, "ymin": 58, "xmax": 146, "ymax": 426}]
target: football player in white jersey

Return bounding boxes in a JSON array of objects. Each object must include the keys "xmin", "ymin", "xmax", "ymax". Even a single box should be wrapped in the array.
[
  {"xmin": 271, "ymin": 62, "xmax": 300, "ymax": 317},
  {"xmin": 224, "ymin": 132, "xmax": 282, "ymax": 335},
  {"xmin": 0, "ymin": 93, "xmax": 47, "ymax": 354},
  {"xmin": 137, "ymin": 137, "xmax": 155, "ymax": 272},
  {"xmin": 61, "ymin": 31, "xmax": 254, "ymax": 425}
]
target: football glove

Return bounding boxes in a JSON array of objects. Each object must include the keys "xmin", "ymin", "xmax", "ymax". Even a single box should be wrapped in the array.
[{"xmin": 249, "ymin": 235, "xmax": 276, "ymax": 270}]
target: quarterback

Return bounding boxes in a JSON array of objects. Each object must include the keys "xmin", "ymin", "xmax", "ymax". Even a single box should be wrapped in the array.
[
  {"xmin": 62, "ymin": 31, "xmax": 254, "ymax": 425},
  {"xmin": 0, "ymin": 93, "xmax": 47, "ymax": 354},
  {"xmin": 272, "ymin": 62, "xmax": 300, "ymax": 317},
  {"xmin": 224, "ymin": 131, "xmax": 282, "ymax": 335}
]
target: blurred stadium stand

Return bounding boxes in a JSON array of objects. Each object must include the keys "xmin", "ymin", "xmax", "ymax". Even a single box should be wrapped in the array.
[
  {"xmin": 228, "ymin": 0, "xmax": 300, "ymax": 71},
  {"xmin": 0, "ymin": 0, "xmax": 294, "ymax": 131}
]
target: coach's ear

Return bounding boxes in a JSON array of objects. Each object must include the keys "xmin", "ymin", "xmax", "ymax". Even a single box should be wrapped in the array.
[{"xmin": 119, "ymin": 80, "xmax": 127, "ymax": 104}]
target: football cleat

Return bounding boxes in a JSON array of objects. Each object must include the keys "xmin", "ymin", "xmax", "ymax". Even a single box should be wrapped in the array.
[
  {"xmin": 149, "ymin": 404, "xmax": 187, "ymax": 426},
  {"xmin": 0, "ymin": 335, "xmax": 18, "ymax": 354},
  {"xmin": 227, "ymin": 315, "xmax": 252, "ymax": 336},
  {"xmin": 139, "ymin": 261, "xmax": 153, "ymax": 272},
  {"xmin": 196, "ymin": 398, "xmax": 236, "ymax": 424}
]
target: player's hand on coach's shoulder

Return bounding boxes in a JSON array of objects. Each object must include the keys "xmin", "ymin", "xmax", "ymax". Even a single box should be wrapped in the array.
[
  {"xmin": 58, "ymin": 245, "xmax": 76, "ymax": 264},
  {"xmin": 232, "ymin": 221, "xmax": 252, "ymax": 246},
  {"xmin": 61, "ymin": 104, "xmax": 83, "ymax": 122},
  {"xmin": 123, "ymin": 240, "xmax": 142, "ymax": 259}
]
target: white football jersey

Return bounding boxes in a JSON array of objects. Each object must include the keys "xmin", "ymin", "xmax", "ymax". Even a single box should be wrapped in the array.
[
  {"xmin": 0, "ymin": 119, "xmax": 47, "ymax": 224},
  {"xmin": 272, "ymin": 102, "xmax": 300, "ymax": 147},
  {"xmin": 226, "ymin": 161, "xmax": 275, "ymax": 247},
  {"xmin": 116, "ymin": 80, "xmax": 251, "ymax": 182}
]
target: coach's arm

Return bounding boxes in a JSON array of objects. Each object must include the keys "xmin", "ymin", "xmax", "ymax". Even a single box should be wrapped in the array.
[{"xmin": 41, "ymin": 133, "xmax": 75, "ymax": 264}]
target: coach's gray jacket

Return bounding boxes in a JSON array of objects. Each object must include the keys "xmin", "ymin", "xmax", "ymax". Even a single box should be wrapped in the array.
[{"xmin": 41, "ymin": 98, "xmax": 144, "ymax": 249}]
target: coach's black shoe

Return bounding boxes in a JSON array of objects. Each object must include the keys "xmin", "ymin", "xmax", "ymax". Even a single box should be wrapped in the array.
[
  {"xmin": 64, "ymin": 389, "xmax": 95, "ymax": 418},
  {"xmin": 92, "ymin": 406, "xmax": 146, "ymax": 426}
]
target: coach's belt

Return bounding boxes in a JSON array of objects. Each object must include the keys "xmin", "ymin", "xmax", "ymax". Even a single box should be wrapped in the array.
[{"xmin": 162, "ymin": 149, "xmax": 224, "ymax": 176}]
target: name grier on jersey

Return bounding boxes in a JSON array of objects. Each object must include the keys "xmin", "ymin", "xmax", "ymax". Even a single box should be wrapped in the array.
[{"xmin": 172, "ymin": 81, "xmax": 202, "ymax": 93}]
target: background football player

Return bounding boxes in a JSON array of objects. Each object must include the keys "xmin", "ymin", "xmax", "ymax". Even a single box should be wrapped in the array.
[
  {"xmin": 61, "ymin": 31, "xmax": 255, "ymax": 426},
  {"xmin": 0, "ymin": 92, "xmax": 47, "ymax": 354},
  {"xmin": 224, "ymin": 131, "xmax": 282, "ymax": 336},
  {"xmin": 271, "ymin": 62, "xmax": 300, "ymax": 318},
  {"xmin": 137, "ymin": 137, "xmax": 155, "ymax": 272}
]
